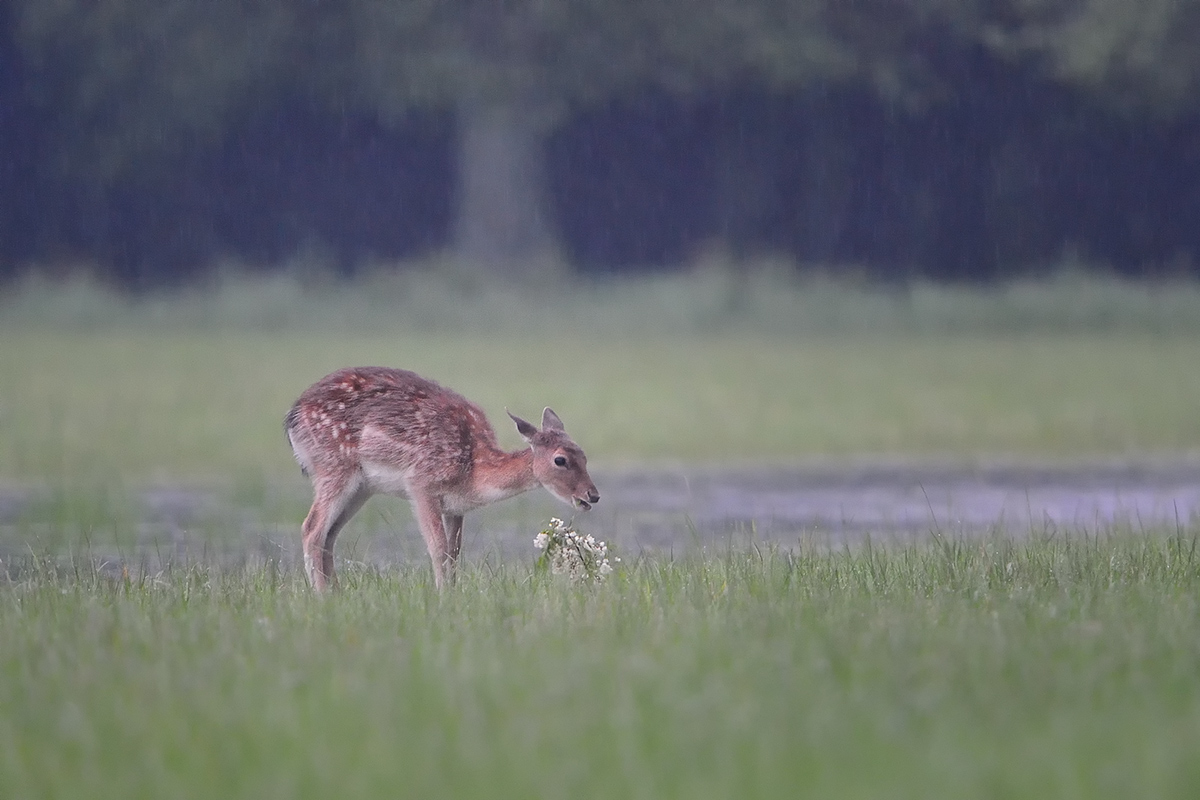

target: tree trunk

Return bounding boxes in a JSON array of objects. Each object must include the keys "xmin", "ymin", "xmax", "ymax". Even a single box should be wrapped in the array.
[
  {"xmin": 708, "ymin": 116, "xmax": 780, "ymax": 257},
  {"xmin": 453, "ymin": 95, "xmax": 559, "ymax": 280}
]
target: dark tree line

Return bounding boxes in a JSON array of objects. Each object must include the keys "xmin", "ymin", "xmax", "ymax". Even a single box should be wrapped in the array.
[{"xmin": 2, "ymin": 0, "xmax": 1200, "ymax": 286}]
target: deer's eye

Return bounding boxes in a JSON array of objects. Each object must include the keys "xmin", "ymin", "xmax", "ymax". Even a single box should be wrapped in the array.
[{"xmin": 553, "ymin": 456, "xmax": 568, "ymax": 467}]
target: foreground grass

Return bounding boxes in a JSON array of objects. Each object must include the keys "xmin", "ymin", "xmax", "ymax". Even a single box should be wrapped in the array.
[{"xmin": 2, "ymin": 535, "xmax": 1199, "ymax": 799}]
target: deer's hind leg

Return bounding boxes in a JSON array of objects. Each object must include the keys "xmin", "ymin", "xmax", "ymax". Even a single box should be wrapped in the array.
[{"xmin": 302, "ymin": 472, "xmax": 368, "ymax": 591}]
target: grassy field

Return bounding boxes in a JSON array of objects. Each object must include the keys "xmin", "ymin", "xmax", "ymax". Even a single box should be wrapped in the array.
[
  {"xmin": 2, "ymin": 272, "xmax": 1200, "ymax": 485},
  {"xmin": 3, "ymin": 328, "xmax": 1200, "ymax": 485},
  {"xmin": 3, "ymin": 272, "xmax": 1200, "ymax": 798},
  {"xmin": 2, "ymin": 534, "xmax": 1199, "ymax": 799}
]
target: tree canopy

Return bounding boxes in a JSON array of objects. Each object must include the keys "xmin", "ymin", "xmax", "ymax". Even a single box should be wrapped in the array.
[
  {"xmin": 4, "ymin": 0, "xmax": 1200, "ymax": 282},
  {"xmin": 981, "ymin": 0, "xmax": 1200, "ymax": 112},
  {"xmin": 17, "ymin": 0, "xmax": 1200, "ymax": 176}
]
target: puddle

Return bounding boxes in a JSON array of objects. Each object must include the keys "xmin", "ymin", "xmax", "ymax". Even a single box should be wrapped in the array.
[{"xmin": 600, "ymin": 462, "xmax": 1200, "ymax": 550}]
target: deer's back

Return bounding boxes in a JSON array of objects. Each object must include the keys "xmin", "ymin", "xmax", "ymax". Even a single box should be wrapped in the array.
[{"xmin": 286, "ymin": 367, "xmax": 498, "ymax": 488}]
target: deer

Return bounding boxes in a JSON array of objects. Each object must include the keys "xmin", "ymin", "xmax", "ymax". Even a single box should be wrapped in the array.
[{"xmin": 284, "ymin": 366, "xmax": 600, "ymax": 591}]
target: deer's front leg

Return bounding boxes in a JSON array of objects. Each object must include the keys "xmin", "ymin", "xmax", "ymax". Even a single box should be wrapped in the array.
[
  {"xmin": 444, "ymin": 514, "xmax": 464, "ymax": 579},
  {"xmin": 412, "ymin": 492, "xmax": 452, "ymax": 589}
]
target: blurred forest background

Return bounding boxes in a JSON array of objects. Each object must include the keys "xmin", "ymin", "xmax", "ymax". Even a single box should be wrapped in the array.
[{"xmin": 2, "ymin": 0, "xmax": 1200, "ymax": 288}]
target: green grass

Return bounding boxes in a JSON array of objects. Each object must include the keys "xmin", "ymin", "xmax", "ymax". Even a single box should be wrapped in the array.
[
  {"xmin": 2, "ymin": 329, "xmax": 1198, "ymax": 482},
  {"xmin": 8, "ymin": 265, "xmax": 1200, "ymax": 337},
  {"xmin": 2, "ymin": 533, "xmax": 1199, "ymax": 799},
  {"xmin": 2, "ymin": 281, "xmax": 1200, "ymax": 482},
  {"xmin": 3, "ymin": 272, "xmax": 1200, "ymax": 797}
]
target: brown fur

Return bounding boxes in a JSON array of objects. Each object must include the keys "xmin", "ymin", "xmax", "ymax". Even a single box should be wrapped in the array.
[{"xmin": 285, "ymin": 367, "xmax": 600, "ymax": 590}]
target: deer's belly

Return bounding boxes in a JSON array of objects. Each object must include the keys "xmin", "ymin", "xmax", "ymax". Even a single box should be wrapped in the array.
[{"xmin": 360, "ymin": 460, "xmax": 415, "ymax": 498}]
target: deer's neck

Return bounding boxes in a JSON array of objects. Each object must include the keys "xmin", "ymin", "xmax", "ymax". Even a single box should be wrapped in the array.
[{"xmin": 467, "ymin": 445, "xmax": 537, "ymax": 505}]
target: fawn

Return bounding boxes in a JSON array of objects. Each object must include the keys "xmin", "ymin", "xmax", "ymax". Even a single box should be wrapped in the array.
[{"xmin": 285, "ymin": 367, "xmax": 600, "ymax": 590}]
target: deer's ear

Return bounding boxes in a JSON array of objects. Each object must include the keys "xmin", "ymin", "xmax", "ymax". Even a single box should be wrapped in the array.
[
  {"xmin": 541, "ymin": 407, "xmax": 565, "ymax": 431},
  {"xmin": 508, "ymin": 410, "xmax": 539, "ymax": 442}
]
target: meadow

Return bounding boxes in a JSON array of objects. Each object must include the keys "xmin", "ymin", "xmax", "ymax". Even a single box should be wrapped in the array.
[
  {"xmin": 2, "ymin": 269, "xmax": 1200, "ymax": 798},
  {"xmin": 2, "ymin": 268, "xmax": 1200, "ymax": 485},
  {"xmin": 2, "ymin": 538, "xmax": 1199, "ymax": 799}
]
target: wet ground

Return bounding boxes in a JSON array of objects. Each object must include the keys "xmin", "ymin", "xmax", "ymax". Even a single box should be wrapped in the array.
[
  {"xmin": 600, "ymin": 461, "xmax": 1200, "ymax": 548},
  {"xmin": 3, "ymin": 461, "xmax": 1200, "ymax": 571}
]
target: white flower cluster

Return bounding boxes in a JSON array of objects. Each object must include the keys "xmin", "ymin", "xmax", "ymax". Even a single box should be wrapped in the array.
[{"xmin": 534, "ymin": 517, "xmax": 617, "ymax": 584}]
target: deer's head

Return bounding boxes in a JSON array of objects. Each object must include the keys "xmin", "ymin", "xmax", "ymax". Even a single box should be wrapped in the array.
[{"xmin": 509, "ymin": 408, "xmax": 600, "ymax": 511}]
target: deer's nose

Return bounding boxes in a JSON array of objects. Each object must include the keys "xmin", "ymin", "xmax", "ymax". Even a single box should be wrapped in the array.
[{"xmin": 587, "ymin": 489, "xmax": 600, "ymax": 504}]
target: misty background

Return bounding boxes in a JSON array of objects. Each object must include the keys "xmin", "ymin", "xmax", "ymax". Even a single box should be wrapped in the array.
[{"xmin": 2, "ymin": 0, "xmax": 1199, "ymax": 288}]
